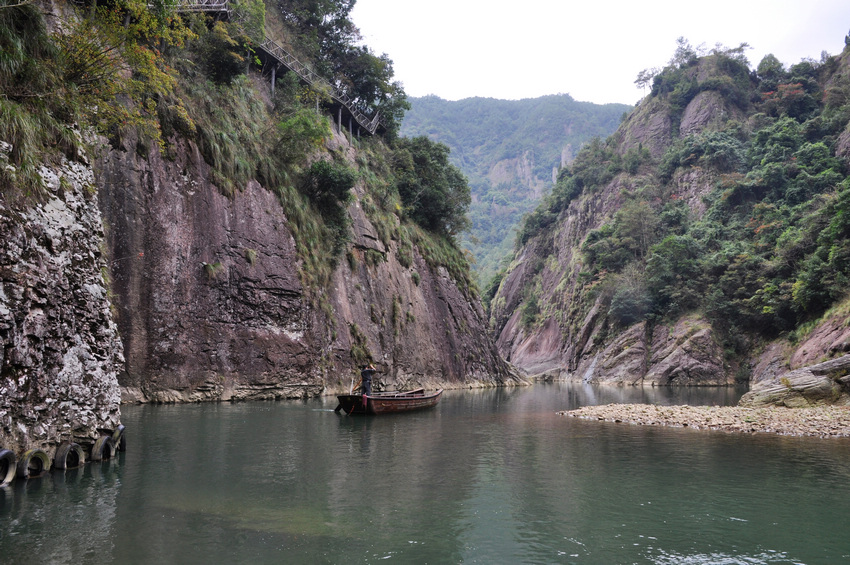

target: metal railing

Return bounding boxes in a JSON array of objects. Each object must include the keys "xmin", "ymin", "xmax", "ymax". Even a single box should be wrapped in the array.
[
  {"xmin": 257, "ymin": 37, "xmax": 381, "ymax": 135},
  {"xmin": 172, "ymin": 0, "xmax": 230, "ymax": 13}
]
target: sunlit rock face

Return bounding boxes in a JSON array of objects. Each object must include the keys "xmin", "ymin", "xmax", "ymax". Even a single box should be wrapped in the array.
[{"xmin": 0, "ymin": 155, "xmax": 123, "ymax": 453}]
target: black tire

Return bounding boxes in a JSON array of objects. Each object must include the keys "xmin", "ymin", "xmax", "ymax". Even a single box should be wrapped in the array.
[
  {"xmin": 0, "ymin": 449, "xmax": 16, "ymax": 486},
  {"xmin": 53, "ymin": 442, "xmax": 85, "ymax": 470},
  {"xmin": 111, "ymin": 424, "xmax": 126, "ymax": 452},
  {"xmin": 16, "ymin": 449, "xmax": 51, "ymax": 479},
  {"xmin": 91, "ymin": 436, "xmax": 116, "ymax": 461}
]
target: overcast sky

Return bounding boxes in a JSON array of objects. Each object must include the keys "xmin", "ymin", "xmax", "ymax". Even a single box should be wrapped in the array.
[{"xmin": 350, "ymin": 0, "xmax": 850, "ymax": 106}]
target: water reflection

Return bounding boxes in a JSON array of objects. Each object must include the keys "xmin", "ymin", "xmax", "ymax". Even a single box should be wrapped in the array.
[
  {"xmin": 1, "ymin": 384, "xmax": 848, "ymax": 564},
  {"xmin": 0, "ymin": 458, "xmax": 122, "ymax": 564}
]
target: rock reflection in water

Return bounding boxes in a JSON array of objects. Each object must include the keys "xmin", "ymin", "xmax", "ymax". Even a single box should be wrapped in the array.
[{"xmin": 0, "ymin": 459, "xmax": 122, "ymax": 564}]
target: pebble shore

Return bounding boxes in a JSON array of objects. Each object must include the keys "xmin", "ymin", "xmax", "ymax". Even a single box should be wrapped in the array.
[{"xmin": 560, "ymin": 404, "xmax": 850, "ymax": 438}]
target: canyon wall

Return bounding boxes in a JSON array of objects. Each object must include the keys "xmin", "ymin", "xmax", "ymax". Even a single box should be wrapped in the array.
[
  {"xmin": 97, "ymin": 128, "xmax": 518, "ymax": 403},
  {"xmin": 490, "ymin": 51, "xmax": 850, "ymax": 396},
  {"xmin": 1, "ymin": 100, "xmax": 518, "ymax": 458}
]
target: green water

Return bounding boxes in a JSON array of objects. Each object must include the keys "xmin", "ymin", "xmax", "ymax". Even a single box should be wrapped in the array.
[{"xmin": 1, "ymin": 383, "xmax": 849, "ymax": 564}]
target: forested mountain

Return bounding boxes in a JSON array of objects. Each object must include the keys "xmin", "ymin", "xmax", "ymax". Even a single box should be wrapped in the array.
[
  {"xmin": 400, "ymin": 95, "xmax": 631, "ymax": 284},
  {"xmin": 490, "ymin": 37, "xmax": 850, "ymax": 389}
]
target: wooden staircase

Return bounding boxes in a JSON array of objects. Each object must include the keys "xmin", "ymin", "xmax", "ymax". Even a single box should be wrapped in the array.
[
  {"xmin": 172, "ymin": 0, "xmax": 230, "ymax": 13},
  {"xmin": 173, "ymin": 0, "xmax": 382, "ymax": 135}
]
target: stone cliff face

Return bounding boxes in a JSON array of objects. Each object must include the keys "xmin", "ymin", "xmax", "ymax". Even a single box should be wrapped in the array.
[
  {"xmin": 741, "ymin": 353, "xmax": 850, "ymax": 408},
  {"xmin": 98, "ymin": 132, "xmax": 316, "ymax": 402},
  {"xmin": 329, "ymin": 203, "xmax": 510, "ymax": 392},
  {"xmin": 743, "ymin": 301, "xmax": 850, "ymax": 406},
  {"xmin": 0, "ymin": 121, "xmax": 514, "ymax": 456},
  {"xmin": 487, "ymin": 151, "xmax": 548, "ymax": 199},
  {"xmin": 0, "ymin": 152, "xmax": 123, "ymax": 452},
  {"xmin": 97, "ymin": 129, "xmax": 516, "ymax": 403}
]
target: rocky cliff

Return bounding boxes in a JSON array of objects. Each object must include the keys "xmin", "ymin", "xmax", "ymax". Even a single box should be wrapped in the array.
[
  {"xmin": 0, "ymin": 1, "xmax": 519, "ymax": 458},
  {"xmin": 489, "ymin": 77, "xmax": 743, "ymax": 384},
  {"xmin": 490, "ymin": 43, "xmax": 850, "ymax": 396},
  {"xmin": 97, "ymin": 125, "xmax": 517, "ymax": 403},
  {"xmin": 490, "ymin": 161, "xmax": 737, "ymax": 386},
  {"xmin": 0, "ymin": 149, "xmax": 123, "ymax": 453},
  {"xmin": 0, "ymin": 112, "xmax": 516, "ymax": 459},
  {"xmin": 741, "ymin": 353, "xmax": 850, "ymax": 407}
]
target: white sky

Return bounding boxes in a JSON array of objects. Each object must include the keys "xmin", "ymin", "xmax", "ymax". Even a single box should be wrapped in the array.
[{"xmin": 350, "ymin": 0, "xmax": 850, "ymax": 106}]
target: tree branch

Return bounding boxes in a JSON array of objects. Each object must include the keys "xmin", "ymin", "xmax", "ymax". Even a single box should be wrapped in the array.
[{"xmin": 0, "ymin": 0, "xmax": 35, "ymax": 9}]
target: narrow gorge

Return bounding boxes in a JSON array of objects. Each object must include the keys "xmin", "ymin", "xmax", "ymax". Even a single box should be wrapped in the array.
[{"xmin": 0, "ymin": 0, "xmax": 517, "ymax": 466}]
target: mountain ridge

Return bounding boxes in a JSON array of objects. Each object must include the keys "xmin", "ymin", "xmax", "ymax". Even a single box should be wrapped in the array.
[{"xmin": 401, "ymin": 94, "xmax": 631, "ymax": 284}]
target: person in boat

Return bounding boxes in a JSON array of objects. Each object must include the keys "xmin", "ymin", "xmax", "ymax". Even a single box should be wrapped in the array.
[{"xmin": 360, "ymin": 363, "xmax": 376, "ymax": 397}]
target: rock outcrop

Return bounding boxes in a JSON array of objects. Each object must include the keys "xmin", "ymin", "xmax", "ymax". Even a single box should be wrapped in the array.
[
  {"xmin": 740, "ymin": 354, "xmax": 850, "ymax": 407},
  {"xmin": 1, "ymin": 155, "xmax": 123, "ymax": 453},
  {"xmin": 613, "ymin": 97, "xmax": 673, "ymax": 158},
  {"xmin": 678, "ymin": 90, "xmax": 744, "ymax": 137},
  {"xmin": 568, "ymin": 317, "xmax": 731, "ymax": 386},
  {"xmin": 745, "ymin": 304, "xmax": 850, "ymax": 406}
]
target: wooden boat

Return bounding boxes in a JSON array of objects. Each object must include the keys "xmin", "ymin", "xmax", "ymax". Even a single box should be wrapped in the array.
[{"xmin": 335, "ymin": 388, "xmax": 443, "ymax": 415}]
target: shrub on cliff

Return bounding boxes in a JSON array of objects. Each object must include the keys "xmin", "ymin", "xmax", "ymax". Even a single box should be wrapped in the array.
[
  {"xmin": 198, "ymin": 21, "xmax": 248, "ymax": 84},
  {"xmin": 392, "ymin": 136, "xmax": 471, "ymax": 237},
  {"xmin": 0, "ymin": 5, "xmax": 81, "ymax": 194},
  {"xmin": 301, "ymin": 159, "xmax": 357, "ymax": 255},
  {"xmin": 0, "ymin": 0, "xmax": 191, "ymax": 196}
]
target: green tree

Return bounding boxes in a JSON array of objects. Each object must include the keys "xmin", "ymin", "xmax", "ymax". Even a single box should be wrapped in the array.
[
  {"xmin": 392, "ymin": 136, "xmax": 471, "ymax": 236},
  {"xmin": 757, "ymin": 54, "xmax": 785, "ymax": 82},
  {"xmin": 614, "ymin": 200, "xmax": 660, "ymax": 260},
  {"xmin": 301, "ymin": 159, "xmax": 357, "ymax": 254},
  {"xmin": 645, "ymin": 234, "xmax": 702, "ymax": 317},
  {"xmin": 276, "ymin": 0, "xmax": 407, "ymax": 134},
  {"xmin": 199, "ymin": 21, "xmax": 246, "ymax": 84}
]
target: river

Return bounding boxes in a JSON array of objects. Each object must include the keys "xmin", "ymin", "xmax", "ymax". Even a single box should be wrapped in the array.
[{"xmin": 2, "ymin": 383, "xmax": 849, "ymax": 564}]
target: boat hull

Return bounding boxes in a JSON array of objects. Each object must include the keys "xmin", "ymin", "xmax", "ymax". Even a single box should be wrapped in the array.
[{"xmin": 336, "ymin": 389, "xmax": 443, "ymax": 415}]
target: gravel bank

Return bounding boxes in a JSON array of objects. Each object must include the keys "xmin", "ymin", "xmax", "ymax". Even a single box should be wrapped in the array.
[{"xmin": 561, "ymin": 404, "xmax": 850, "ymax": 438}]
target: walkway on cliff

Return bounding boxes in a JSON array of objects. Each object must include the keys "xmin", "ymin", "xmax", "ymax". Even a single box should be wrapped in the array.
[{"xmin": 173, "ymin": 0, "xmax": 382, "ymax": 135}]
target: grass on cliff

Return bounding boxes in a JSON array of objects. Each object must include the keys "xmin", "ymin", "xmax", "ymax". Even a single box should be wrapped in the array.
[
  {"xmin": 0, "ymin": 5, "xmax": 79, "ymax": 199},
  {"xmin": 355, "ymin": 140, "xmax": 478, "ymax": 300},
  {"xmin": 0, "ymin": 1, "xmax": 194, "ymax": 200},
  {"xmin": 147, "ymin": 10, "xmax": 475, "ymax": 306},
  {"xmin": 156, "ymin": 18, "xmax": 358, "ymax": 297}
]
